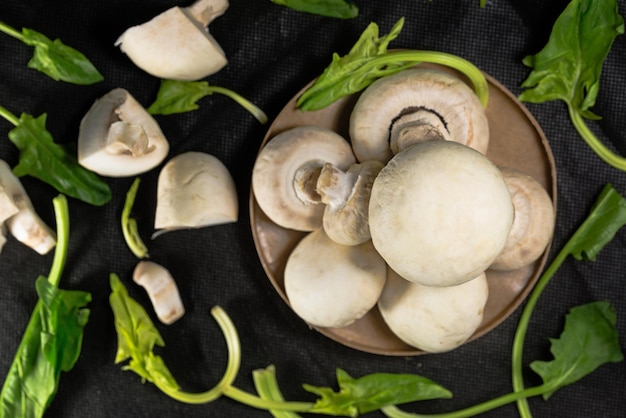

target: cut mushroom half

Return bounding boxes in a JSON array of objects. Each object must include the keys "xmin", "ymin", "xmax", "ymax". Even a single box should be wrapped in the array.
[
  {"xmin": 154, "ymin": 151, "xmax": 238, "ymax": 237},
  {"xmin": 490, "ymin": 167, "xmax": 555, "ymax": 271},
  {"xmin": 78, "ymin": 88, "xmax": 169, "ymax": 177},
  {"xmin": 284, "ymin": 228, "xmax": 386, "ymax": 328},
  {"xmin": 133, "ymin": 261, "xmax": 185, "ymax": 325},
  {"xmin": 115, "ymin": 0, "xmax": 229, "ymax": 80},
  {"xmin": 252, "ymin": 126, "xmax": 356, "ymax": 231},
  {"xmin": 349, "ymin": 68, "xmax": 489, "ymax": 163}
]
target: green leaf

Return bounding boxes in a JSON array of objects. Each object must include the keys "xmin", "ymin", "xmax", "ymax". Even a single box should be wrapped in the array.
[
  {"xmin": 530, "ymin": 301, "xmax": 623, "ymax": 399},
  {"xmin": 21, "ymin": 28, "xmax": 103, "ymax": 85},
  {"xmin": 7, "ymin": 112, "xmax": 112, "ymax": 206},
  {"xmin": 304, "ymin": 368, "xmax": 452, "ymax": 416},
  {"xmin": 271, "ymin": 0, "xmax": 358, "ymax": 19}
]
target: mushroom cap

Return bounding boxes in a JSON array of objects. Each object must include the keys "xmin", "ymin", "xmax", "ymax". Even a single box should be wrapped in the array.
[
  {"xmin": 115, "ymin": 0, "xmax": 228, "ymax": 80},
  {"xmin": 78, "ymin": 88, "xmax": 170, "ymax": 177},
  {"xmin": 252, "ymin": 126, "xmax": 356, "ymax": 231},
  {"xmin": 154, "ymin": 151, "xmax": 238, "ymax": 235},
  {"xmin": 349, "ymin": 68, "xmax": 490, "ymax": 163},
  {"xmin": 369, "ymin": 140, "xmax": 513, "ymax": 287},
  {"xmin": 284, "ymin": 228, "xmax": 387, "ymax": 328},
  {"xmin": 378, "ymin": 269, "xmax": 488, "ymax": 353},
  {"xmin": 490, "ymin": 167, "xmax": 555, "ymax": 271}
]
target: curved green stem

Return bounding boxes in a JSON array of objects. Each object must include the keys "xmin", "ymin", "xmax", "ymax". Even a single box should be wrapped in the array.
[
  {"xmin": 569, "ymin": 105, "xmax": 626, "ymax": 171},
  {"xmin": 0, "ymin": 20, "xmax": 24, "ymax": 42},
  {"xmin": 48, "ymin": 195, "xmax": 69, "ymax": 287},
  {"xmin": 0, "ymin": 105, "xmax": 19, "ymax": 126},
  {"xmin": 208, "ymin": 86, "xmax": 268, "ymax": 124},
  {"xmin": 253, "ymin": 366, "xmax": 303, "ymax": 418},
  {"xmin": 121, "ymin": 178, "xmax": 149, "ymax": 259}
]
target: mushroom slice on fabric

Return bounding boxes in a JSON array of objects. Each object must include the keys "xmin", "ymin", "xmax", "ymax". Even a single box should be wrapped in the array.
[
  {"xmin": 252, "ymin": 126, "xmax": 356, "ymax": 232},
  {"xmin": 0, "ymin": 159, "xmax": 56, "ymax": 255},
  {"xmin": 349, "ymin": 68, "xmax": 489, "ymax": 164},
  {"xmin": 378, "ymin": 268, "xmax": 488, "ymax": 353},
  {"xmin": 317, "ymin": 160, "xmax": 384, "ymax": 245},
  {"xmin": 490, "ymin": 167, "xmax": 555, "ymax": 271},
  {"xmin": 369, "ymin": 141, "xmax": 513, "ymax": 287},
  {"xmin": 115, "ymin": 0, "xmax": 229, "ymax": 80},
  {"xmin": 284, "ymin": 228, "xmax": 386, "ymax": 328},
  {"xmin": 154, "ymin": 151, "xmax": 237, "ymax": 237},
  {"xmin": 133, "ymin": 261, "xmax": 185, "ymax": 325},
  {"xmin": 78, "ymin": 88, "xmax": 170, "ymax": 177}
]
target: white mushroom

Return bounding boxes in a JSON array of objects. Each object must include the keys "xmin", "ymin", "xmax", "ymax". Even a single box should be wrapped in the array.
[
  {"xmin": 154, "ymin": 151, "xmax": 238, "ymax": 237},
  {"xmin": 349, "ymin": 68, "xmax": 489, "ymax": 163},
  {"xmin": 78, "ymin": 88, "xmax": 170, "ymax": 177},
  {"xmin": 490, "ymin": 167, "xmax": 555, "ymax": 271},
  {"xmin": 369, "ymin": 140, "xmax": 513, "ymax": 287},
  {"xmin": 252, "ymin": 126, "xmax": 356, "ymax": 231},
  {"xmin": 133, "ymin": 261, "xmax": 185, "ymax": 325},
  {"xmin": 378, "ymin": 268, "xmax": 489, "ymax": 353},
  {"xmin": 316, "ymin": 160, "xmax": 384, "ymax": 245},
  {"xmin": 284, "ymin": 228, "xmax": 386, "ymax": 328},
  {"xmin": 115, "ymin": 0, "xmax": 229, "ymax": 80},
  {"xmin": 0, "ymin": 159, "xmax": 56, "ymax": 254}
]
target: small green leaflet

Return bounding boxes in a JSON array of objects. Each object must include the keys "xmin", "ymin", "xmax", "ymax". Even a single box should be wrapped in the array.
[
  {"xmin": 304, "ymin": 368, "xmax": 452, "ymax": 417},
  {"xmin": 7, "ymin": 112, "xmax": 112, "ymax": 206},
  {"xmin": 530, "ymin": 301, "xmax": 623, "ymax": 399},
  {"xmin": 271, "ymin": 0, "xmax": 358, "ymax": 19}
]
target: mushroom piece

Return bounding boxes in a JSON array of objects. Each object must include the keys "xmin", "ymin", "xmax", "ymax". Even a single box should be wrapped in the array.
[
  {"xmin": 0, "ymin": 159, "xmax": 56, "ymax": 255},
  {"xmin": 284, "ymin": 228, "xmax": 386, "ymax": 328},
  {"xmin": 369, "ymin": 140, "xmax": 513, "ymax": 287},
  {"xmin": 115, "ymin": 0, "xmax": 229, "ymax": 80},
  {"xmin": 349, "ymin": 68, "xmax": 490, "ymax": 164},
  {"xmin": 252, "ymin": 126, "xmax": 356, "ymax": 231},
  {"xmin": 316, "ymin": 160, "xmax": 384, "ymax": 245},
  {"xmin": 378, "ymin": 268, "xmax": 489, "ymax": 353},
  {"xmin": 78, "ymin": 88, "xmax": 170, "ymax": 177},
  {"xmin": 154, "ymin": 151, "xmax": 238, "ymax": 237},
  {"xmin": 490, "ymin": 167, "xmax": 555, "ymax": 271},
  {"xmin": 133, "ymin": 261, "xmax": 185, "ymax": 325}
]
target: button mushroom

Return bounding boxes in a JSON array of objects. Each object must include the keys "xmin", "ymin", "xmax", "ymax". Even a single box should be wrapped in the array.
[
  {"xmin": 154, "ymin": 151, "xmax": 238, "ymax": 236},
  {"xmin": 284, "ymin": 228, "xmax": 386, "ymax": 328},
  {"xmin": 378, "ymin": 268, "xmax": 489, "ymax": 353},
  {"xmin": 77, "ymin": 88, "xmax": 170, "ymax": 177},
  {"xmin": 349, "ymin": 68, "xmax": 490, "ymax": 163},
  {"xmin": 252, "ymin": 126, "xmax": 356, "ymax": 231},
  {"xmin": 369, "ymin": 140, "xmax": 513, "ymax": 287},
  {"xmin": 115, "ymin": 0, "xmax": 229, "ymax": 80},
  {"xmin": 133, "ymin": 260, "xmax": 185, "ymax": 325},
  {"xmin": 490, "ymin": 167, "xmax": 555, "ymax": 271}
]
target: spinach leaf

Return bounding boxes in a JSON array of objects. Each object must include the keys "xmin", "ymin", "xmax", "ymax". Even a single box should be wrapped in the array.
[
  {"xmin": 271, "ymin": 0, "xmax": 358, "ymax": 19},
  {"xmin": 0, "ymin": 20, "xmax": 102, "ymax": 85},
  {"xmin": 518, "ymin": 0, "xmax": 626, "ymax": 170},
  {"xmin": 0, "ymin": 106, "xmax": 111, "ymax": 206},
  {"xmin": 530, "ymin": 301, "xmax": 623, "ymax": 399}
]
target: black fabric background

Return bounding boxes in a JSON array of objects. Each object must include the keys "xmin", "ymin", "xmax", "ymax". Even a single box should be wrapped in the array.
[{"xmin": 1, "ymin": 1, "xmax": 625, "ymax": 417}]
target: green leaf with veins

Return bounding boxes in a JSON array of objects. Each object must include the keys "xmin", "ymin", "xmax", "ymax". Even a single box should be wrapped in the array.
[{"xmin": 271, "ymin": 0, "xmax": 358, "ymax": 19}]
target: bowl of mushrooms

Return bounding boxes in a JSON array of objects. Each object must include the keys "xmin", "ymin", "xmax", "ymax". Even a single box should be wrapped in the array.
[{"xmin": 250, "ymin": 64, "xmax": 557, "ymax": 355}]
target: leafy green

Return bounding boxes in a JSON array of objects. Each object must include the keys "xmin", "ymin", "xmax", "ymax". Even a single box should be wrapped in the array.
[
  {"xmin": 147, "ymin": 79, "xmax": 268, "ymax": 124},
  {"xmin": 0, "ymin": 20, "xmax": 102, "ymax": 85},
  {"xmin": 530, "ymin": 301, "xmax": 623, "ymax": 399},
  {"xmin": 0, "ymin": 106, "xmax": 111, "ymax": 206},
  {"xmin": 518, "ymin": 0, "xmax": 626, "ymax": 170},
  {"xmin": 271, "ymin": 0, "xmax": 358, "ymax": 19},
  {"xmin": 121, "ymin": 178, "xmax": 149, "ymax": 259},
  {"xmin": 0, "ymin": 195, "xmax": 91, "ymax": 418},
  {"xmin": 297, "ymin": 18, "xmax": 489, "ymax": 111}
]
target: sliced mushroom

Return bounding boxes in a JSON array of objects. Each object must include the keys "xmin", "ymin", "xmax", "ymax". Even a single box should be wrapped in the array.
[
  {"xmin": 369, "ymin": 141, "xmax": 513, "ymax": 287},
  {"xmin": 349, "ymin": 68, "xmax": 489, "ymax": 163},
  {"xmin": 115, "ymin": 0, "xmax": 229, "ymax": 80},
  {"xmin": 316, "ymin": 160, "xmax": 384, "ymax": 245},
  {"xmin": 133, "ymin": 261, "xmax": 185, "ymax": 325},
  {"xmin": 490, "ymin": 167, "xmax": 555, "ymax": 271},
  {"xmin": 284, "ymin": 228, "xmax": 386, "ymax": 328},
  {"xmin": 0, "ymin": 159, "xmax": 56, "ymax": 255},
  {"xmin": 252, "ymin": 126, "xmax": 356, "ymax": 231},
  {"xmin": 154, "ymin": 151, "xmax": 238, "ymax": 237},
  {"xmin": 378, "ymin": 268, "xmax": 489, "ymax": 353},
  {"xmin": 78, "ymin": 88, "xmax": 169, "ymax": 177}
]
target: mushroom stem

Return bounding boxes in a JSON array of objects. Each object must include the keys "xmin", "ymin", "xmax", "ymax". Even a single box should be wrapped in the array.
[
  {"xmin": 186, "ymin": 0, "xmax": 229, "ymax": 27},
  {"xmin": 316, "ymin": 163, "xmax": 358, "ymax": 207},
  {"xmin": 293, "ymin": 163, "xmax": 324, "ymax": 204},
  {"xmin": 389, "ymin": 108, "xmax": 451, "ymax": 154},
  {"xmin": 133, "ymin": 261, "xmax": 185, "ymax": 325}
]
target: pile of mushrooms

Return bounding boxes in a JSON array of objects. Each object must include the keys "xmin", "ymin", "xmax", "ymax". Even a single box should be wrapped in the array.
[{"xmin": 252, "ymin": 68, "xmax": 555, "ymax": 353}]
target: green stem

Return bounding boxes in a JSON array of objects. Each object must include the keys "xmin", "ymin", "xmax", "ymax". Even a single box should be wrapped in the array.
[
  {"xmin": 48, "ymin": 195, "xmax": 69, "ymax": 287},
  {"xmin": 0, "ymin": 105, "xmax": 20, "ymax": 126},
  {"xmin": 253, "ymin": 366, "xmax": 303, "ymax": 418},
  {"xmin": 121, "ymin": 178, "xmax": 149, "ymax": 259},
  {"xmin": 208, "ymin": 86, "xmax": 268, "ymax": 124},
  {"xmin": 568, "ymin": 105, "xmax": 626, "ymax": 171},
  {"xmin": 0, "ymin": 20, "xmax": 24, "ymax": 42},
  {"xmin": 222, "ymin": 385, "xmax": 314, "ymax": 413}
]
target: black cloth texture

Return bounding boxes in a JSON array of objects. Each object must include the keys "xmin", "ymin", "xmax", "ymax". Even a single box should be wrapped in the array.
[{"xmin": 1, "ymin": 1, "xmax": 625, "ymax": 417}]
